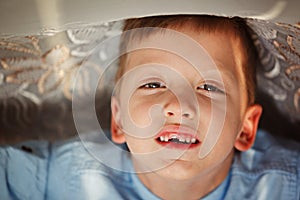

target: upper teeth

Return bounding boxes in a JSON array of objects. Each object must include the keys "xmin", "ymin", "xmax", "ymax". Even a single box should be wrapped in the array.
[{"xmin": 159, "ymin": 135, "xmax": 197, "ymax": 144}]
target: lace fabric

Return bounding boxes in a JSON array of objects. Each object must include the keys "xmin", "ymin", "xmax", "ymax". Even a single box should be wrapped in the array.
[{"xmin": 0, "ymin": 18, "xmax": 299, "ymax": 143}]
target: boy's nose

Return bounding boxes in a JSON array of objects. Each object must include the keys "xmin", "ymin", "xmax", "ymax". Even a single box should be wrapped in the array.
[{"xmin": 163, "ymin": 96, "xmax": 196, "ymax": 119}]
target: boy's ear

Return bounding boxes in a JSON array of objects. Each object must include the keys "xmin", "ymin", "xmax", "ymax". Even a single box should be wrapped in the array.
[
  {"xmin": 235, "ymin": 104, "xmax": 263, "ymax": 151},
  {"xmin": 111, "ymin": 97, "xmax": 126, "ymax": 144}
]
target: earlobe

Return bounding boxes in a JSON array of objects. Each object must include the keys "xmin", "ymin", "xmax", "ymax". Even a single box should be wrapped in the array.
[
  {"xmin": 235, "ymin": 104, "xmax": 263, "ymax": 151},
  {"xmin": 111, "ymin": 97, "xmax": 126, "ymax": 144}
]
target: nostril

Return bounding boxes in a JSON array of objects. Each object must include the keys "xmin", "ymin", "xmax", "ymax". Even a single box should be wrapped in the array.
[
  {"xmin": 182, "ymin": 113, "xmax": 190, "ymax": 118},
  {"xmin": 167, "ymin": 111, "xmax": 174, "ymax": 116}
]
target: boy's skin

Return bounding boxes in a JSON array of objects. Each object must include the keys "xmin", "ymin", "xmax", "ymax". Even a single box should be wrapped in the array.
[{"xmin": 110, "ymin": 21, "xmax": 262, "ymax": 199}]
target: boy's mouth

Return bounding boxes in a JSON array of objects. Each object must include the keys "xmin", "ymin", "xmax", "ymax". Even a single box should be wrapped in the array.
[{"xmin": 155, "ymin": 125, "xmax": 201, "ymax": 149}]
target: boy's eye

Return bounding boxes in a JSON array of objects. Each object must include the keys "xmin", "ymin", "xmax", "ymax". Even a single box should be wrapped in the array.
[
  {"xmin": 197, "ymin": 84, "xmax": 224, "ymax": 93},
  {"xmin": 139, "ymin": 82, "xmax": 166, "ymax": 89}
]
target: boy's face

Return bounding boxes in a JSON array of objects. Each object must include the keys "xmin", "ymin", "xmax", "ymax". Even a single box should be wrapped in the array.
[{"xmin": 111, "ymin": 25, "xmax": 262, "ymax": 180}]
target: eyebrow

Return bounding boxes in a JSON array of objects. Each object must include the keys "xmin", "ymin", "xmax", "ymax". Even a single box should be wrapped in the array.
[
  {"xmin": 219, "ymin": 64, "xmax": 241, "ymax": 89},
  {"xmin": 198, "ymin": 67, "xmax": 237, "ymax": 87}
]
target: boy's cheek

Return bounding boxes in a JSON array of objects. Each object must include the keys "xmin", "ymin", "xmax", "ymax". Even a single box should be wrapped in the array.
[
  {"xmin": 128, "ymin": 100, "xmax": 153, "ymax": 124},
  {"xmin": 119, "ymin": 98, "xmax": 165, "ymax": 139}
]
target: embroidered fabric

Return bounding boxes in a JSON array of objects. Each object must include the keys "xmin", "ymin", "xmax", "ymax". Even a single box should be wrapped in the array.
[{"xmin": 0, "ymin": 18, "xmax": 299, "ymax": 143}]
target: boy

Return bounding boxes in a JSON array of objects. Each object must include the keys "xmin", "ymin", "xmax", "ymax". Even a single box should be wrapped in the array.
[
  {"xmin": 47, "ymin": 15, "xmax": 300, "ymax": 199},
  {"xmin": 110, "ymin": 15, "xmax": 263, "ymax": 199}
]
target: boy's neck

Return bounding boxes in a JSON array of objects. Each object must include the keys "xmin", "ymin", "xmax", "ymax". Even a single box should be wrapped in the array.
[{"xmin": 134, "ymin": 150, "xmax": 234, "ymax": 200}]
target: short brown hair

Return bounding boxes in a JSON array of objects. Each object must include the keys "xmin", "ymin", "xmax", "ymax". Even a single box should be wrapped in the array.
[{"xmin": 117, "ymin": 15, "xmax": 259, "ymax": 105}]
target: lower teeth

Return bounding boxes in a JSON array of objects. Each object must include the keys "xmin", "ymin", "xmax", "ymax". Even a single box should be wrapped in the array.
[
  {"xmin": 158, "ymin": 137, "xmax": 198, "ymax": 144},
  {"xmin": 169, "ymin": 138, "xmax": 191, "ymax": 144}
]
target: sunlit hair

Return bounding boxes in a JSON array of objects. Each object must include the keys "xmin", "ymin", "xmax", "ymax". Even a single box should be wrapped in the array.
[{"xmin": 117, "ymin": 15, "xmax": 259, "ymax": 105}]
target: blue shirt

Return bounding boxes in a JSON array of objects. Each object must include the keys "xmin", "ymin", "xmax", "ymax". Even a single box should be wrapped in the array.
[{"xmin": 1, "ymin": 130, "xmax": 300, "ymax": 200}]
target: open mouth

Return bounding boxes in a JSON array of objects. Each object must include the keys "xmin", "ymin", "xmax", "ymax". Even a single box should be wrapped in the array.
[{"xmin": 156, "ymin": 132, "xmax": 201, "ymax": 149}]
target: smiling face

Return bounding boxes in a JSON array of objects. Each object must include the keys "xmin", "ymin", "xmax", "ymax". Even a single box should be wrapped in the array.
[{"xmin": 111, "ymin": 23, "xmax": 262, "ymax": 183}]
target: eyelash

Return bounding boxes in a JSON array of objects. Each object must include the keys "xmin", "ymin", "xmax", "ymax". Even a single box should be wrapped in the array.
[
  {"xmin": 197, "ymin": 84, "xmax": 224, "ymax": 93},
  {"xmin": 139, "ymin": 82, "xmax": 224, "ymax": 94},
  {"xmin": 139, "ymin": 82, "xmax": 166, "ymax": 89}
]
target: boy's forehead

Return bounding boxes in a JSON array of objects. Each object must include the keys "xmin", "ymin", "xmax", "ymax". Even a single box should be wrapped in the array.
[
  {"xmin": 124, "ymin": 25, "xmax": 244, "ymax": 79},
  {"xmin": 126, "ymin": 23, "xmax": 242, "ymax": 58},
  {"xmin": 126, "ymin": 48, "xmax": 237, "ymax": 87}
]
